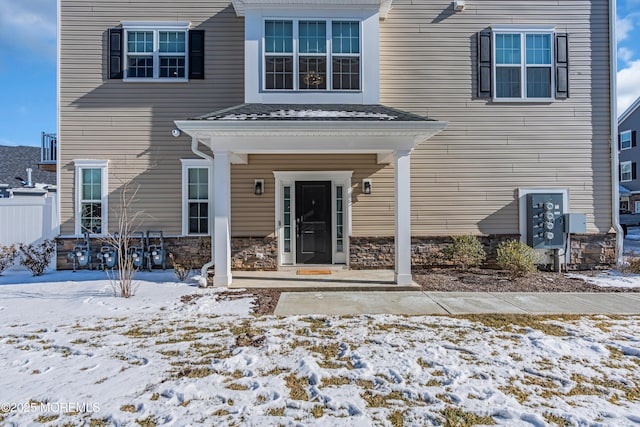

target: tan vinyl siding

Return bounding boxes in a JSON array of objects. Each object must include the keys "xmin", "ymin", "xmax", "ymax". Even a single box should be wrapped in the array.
[
  {"xmin": 60, "ymin": 0, "xmax": 612, "ymax": 238},
  {"xmin": 230, "ymin": 154, "xmax": 395, "ymax": 237},
  {"xmin": 59, "ymin": 0, "xmax": 243, "ymax": 235},
  {"xmin": 381, "ymin": 0, "xmax": 612, "ymax": 235}
]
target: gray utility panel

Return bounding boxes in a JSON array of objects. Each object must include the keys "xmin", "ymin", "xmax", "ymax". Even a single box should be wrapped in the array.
[{"xmin": 526, "ymin": 193, "xmax": 564, "ymax": 249}]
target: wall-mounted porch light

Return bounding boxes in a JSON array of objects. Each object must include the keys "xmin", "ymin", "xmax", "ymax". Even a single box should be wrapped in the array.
[
  {"xmin": 362, "ymin": 179, "xmax": 372, "ymax": 195},
  {"xmin": 254, "ymin": 179, "xmax": 264, "ymax": 195},
  {"xmin": 453, "ymin": 0, "xmax": 465, "ymax": 11}
]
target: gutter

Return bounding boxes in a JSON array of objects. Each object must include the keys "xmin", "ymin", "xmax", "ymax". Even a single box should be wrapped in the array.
[
  {"xmin": 610, "ymin": 0, "xmax": 624, "ymax": 267},
  {"xmin": 190, "ymin": 136, "xmax": 215, "ymax": 287}
]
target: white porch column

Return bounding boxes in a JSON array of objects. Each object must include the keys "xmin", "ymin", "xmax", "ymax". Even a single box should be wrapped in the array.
[
  {"xmin": 213, "ymin": 150, "xmax": 232, "ymax": 286},
  {"xmin": 394, "ymin": 149, "xmax": 412, "ymax": 285}
]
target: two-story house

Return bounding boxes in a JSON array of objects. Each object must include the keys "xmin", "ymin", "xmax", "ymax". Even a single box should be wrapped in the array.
[
  {"xmin": 58, "ymin": 0, "xmax": 618, "ymax": 286},
  {"xmin": 618, "ymin": 96, "xmax": 640, "ymax": 212}
]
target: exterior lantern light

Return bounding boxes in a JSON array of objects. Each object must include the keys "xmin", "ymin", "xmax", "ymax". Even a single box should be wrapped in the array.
[
  {"xmin": 254, "ymin": 179, "xmax": 264, "ymax": 195},
  {"xmin": 362, "ymin": 179, "xmax": 372, "ymax": 195}
]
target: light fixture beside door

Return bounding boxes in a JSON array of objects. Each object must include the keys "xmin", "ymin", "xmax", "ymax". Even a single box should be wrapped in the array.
[
  {"xmin": 254, "ymin": 179, "xmax": 264, "ymax": 195},
  {"xmin": 362, "ymin": 179, "xmax": 372, "ymax": 195}
]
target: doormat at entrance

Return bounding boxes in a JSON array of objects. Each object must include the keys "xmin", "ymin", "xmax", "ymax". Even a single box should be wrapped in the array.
[{"xmin": 296, "ymin": 269, "xmax": 332, "ymax": 275}]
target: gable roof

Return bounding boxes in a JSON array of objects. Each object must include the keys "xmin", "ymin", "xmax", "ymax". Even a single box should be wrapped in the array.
[
  {"xmin": 192, "ymin": 104, "xmax": 436, "ymax": 122},
  {"xmin": 620, "ymin": 96, "xmax": 640, "ymax": 124},
  {"xmin": 0, "ymin": 145, "xmax": 56, "ymax": 186}
]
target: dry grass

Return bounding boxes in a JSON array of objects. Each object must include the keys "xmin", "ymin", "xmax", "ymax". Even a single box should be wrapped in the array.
[
  {"xmin": 458, "ymin": 314, "xmax": 577, "ymax": 336},
  {"xmin": 285, "ymin": 373, "xmax": 309, "ymax": 401},
  {"xmin": 440, "ymin": 407, "xmax": 495, "ymax": 427}
]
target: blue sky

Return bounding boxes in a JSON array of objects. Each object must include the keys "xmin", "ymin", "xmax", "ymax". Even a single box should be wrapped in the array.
[{"xmin": 0, "ymin": 0, "xmax": 638, "ymax": 147}]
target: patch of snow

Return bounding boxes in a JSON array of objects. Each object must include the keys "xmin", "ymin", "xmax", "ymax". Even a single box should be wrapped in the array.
[
  {"xmin": 0, "ymin": 270, "xmax": 639, "ymax": 426},
  {"xmin": 568, "ymin": 270, "xmax": 640, "ymax": 288},
  {"xmin": 214, "ymin": 109, "xmax": 398, "ymax": 121}
]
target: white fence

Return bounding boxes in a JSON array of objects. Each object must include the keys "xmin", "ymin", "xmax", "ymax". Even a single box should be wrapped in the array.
[{"xmin": 0, "ymin": 194, "xmax": 59, "ymax": 247}]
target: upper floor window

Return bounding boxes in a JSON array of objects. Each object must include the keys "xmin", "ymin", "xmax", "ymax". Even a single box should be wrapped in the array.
[
  {"xmin": 620, "ymin": 130, "xmax": 635, "ymax": 150},
  {"xmin": 621, "ymin": 161, "xmax": 635, "ymax": 183},
  {"xmin": 109, "ymin": 22, "xmax": 205, "ymax": 81},
  {"xmin": 494, "ymin": 32, "xmax": 552, "ymax": 100},
  {"xmin": 125, "ymin": 25, "xmax": 187, "ymax": 81},
  {"xmin": 126, "ymin": 30, "xmax": 186, "ymax": 79},
  {"xmin": 478, "ymin": 27, "xmax": 568, "ymax": 101},
  {"xmin": 264, "ymin": 19, "xmax": 360, "ymax": 91}
]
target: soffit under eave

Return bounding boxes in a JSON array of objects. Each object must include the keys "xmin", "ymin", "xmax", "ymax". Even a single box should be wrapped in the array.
[
  {"xmin": 175, "ymin": 120, "xmax": 447, "ymax": 155},
  {"xmin": 231, "ymin": 0, "xmax": 393, "ymax": 19}
]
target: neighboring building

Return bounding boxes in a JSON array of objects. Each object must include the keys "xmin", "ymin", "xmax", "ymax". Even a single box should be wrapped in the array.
[
  {"xmin": 57, "ymin": 0, "xmax": 617, "ymax": 284},
  {"xmin": 0, "ymin": 145, "xmax": 56, "ymax": 191},
  {"xmin": 618, "ymin": 97, "xmax": 640, "ymax": 212}
]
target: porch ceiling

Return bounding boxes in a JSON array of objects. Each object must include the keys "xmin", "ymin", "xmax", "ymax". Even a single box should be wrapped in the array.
[{"xmin": 174, "ymin": 103, "xmax": 448, "ymax": 157}]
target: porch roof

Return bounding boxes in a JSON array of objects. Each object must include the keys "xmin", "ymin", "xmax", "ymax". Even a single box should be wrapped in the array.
[
  {"xmin": 175, "ymin": 104, "xmax": 447, "ymax": 157},
  {"xmin": 192, "ymin": 103, "xmax": 436, "ymax": 122}
]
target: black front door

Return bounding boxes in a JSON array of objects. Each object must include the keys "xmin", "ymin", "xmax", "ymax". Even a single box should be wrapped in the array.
[{"xmin": 296, "ymin": 181, "xmax": 332, "ymax": 264}]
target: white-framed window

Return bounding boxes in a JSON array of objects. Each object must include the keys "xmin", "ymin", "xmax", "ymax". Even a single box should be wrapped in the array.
[
  {"xmin": 181, "ymin": 159, "xmax": 211, "ymax": 235},
  {"xmin": 493, "ymin": 29, "xmax": 553, "ymax": 100},
  {"xmin": 263, "ymin": 19, "xmax": 361, "ymax": 91},
  {"xmin": 621, "ymin": 130, "xmax": 633, "ymax": 150},
  {"xmin": 74, "ymin": 160, "xmax": 108, "ymax": 235},
  {"xmin": 123, "ymin": 22, "xmax": 189, "ymax": 81},
  {"xmin": 621, "ymin": 161, "xmax": 633, "ymax": 182}
]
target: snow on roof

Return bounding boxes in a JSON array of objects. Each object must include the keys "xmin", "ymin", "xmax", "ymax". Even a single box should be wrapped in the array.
[
  {"xmin": 214, "ymin": 109, "xmax": 398, "ymax": 121},
  {"xmin": 193, "ymin": 103, "xmax": 434, "ymax": 122}
]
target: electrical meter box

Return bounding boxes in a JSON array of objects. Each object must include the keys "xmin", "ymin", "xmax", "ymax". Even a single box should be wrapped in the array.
[{"xmin": 526, "ymin": 193, "xmax": 565, "ymax": 249}]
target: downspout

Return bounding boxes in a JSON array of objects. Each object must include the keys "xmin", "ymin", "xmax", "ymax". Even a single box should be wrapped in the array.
[
  {"xmin": 610, "ymin": 0, "xmax": 623, "ymax": 268},
  {"xmin": 191, "ymin": 136, "xmax": 215, "ymax": 287}
]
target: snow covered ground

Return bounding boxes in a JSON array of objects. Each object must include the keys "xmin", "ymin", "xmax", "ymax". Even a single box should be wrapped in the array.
[{"xmin": 1, "ymin": 270, "xmax": 640, "ymax": 426}]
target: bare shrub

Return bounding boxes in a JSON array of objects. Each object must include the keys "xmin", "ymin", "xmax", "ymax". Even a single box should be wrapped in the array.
[
  {"xmin": 619, "ymin": 251, "xmax": 640, "ymax": 274},
  {"xmin": 19, "ymin": 240, "xmax": 56, "ymax": 276},
  {"xmin": 0, "ymin": 244, "xmax": 18, "ymax": 275},
  {"xmin": 496, "ymin": 240, "xmax": 537, "ymax": 277},
  {"xmin": 168, "ymin": 252, "xmax": 197, "ymax": 282},
  {"xmin": 443, "ymin": 235, "xmax": 486, "ymax": 270},
  {"xmin": 101, "ymin": 182, "xmax": 144, "ymax": 298}
]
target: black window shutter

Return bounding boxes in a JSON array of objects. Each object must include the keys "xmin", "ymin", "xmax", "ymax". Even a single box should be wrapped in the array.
[
  {"xmin": 633, "ymin": 130, "xmax": 637, "ymax": 147},
  {"xmin": 189, "ymin": 30, "xmax": 205, "ymax": 80},
  {"xmin": 619, "ymin": 134, "xmax": 622, "ymax": 150},
  {"xmin": 477, "ymin": 31, "xmax": 492, "ymax": 98},
  {"xmin": 619, "ymin": 164, "xmax": 622, "ymax": 181},
  {"xmin": 555, "ymin": 33, "xmax": 569, "ymax": 99},
  {"xmin": 108, "ymin": 28, "xmax": 123, "ymax": 79},
  {"xmin": 633, "ymin": 162, "xmax": 637, "ymax": 180}
]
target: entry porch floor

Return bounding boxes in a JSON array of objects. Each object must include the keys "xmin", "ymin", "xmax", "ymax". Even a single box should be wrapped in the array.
[{"xmin": 228, "ymin": 268, "xmax": 420, "ymax": 291}]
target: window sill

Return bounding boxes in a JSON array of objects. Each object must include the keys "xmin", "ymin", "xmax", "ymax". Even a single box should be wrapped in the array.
[
  {"xmin": 123, "ymin": 78, "xmax": 189, "ymax": 83},
  {"xmin": 491, "ymin": 98, "xmax": 555, "ymax": 103},
  {"xmin": 262, "ymin": 89, "xmax": 362, "ymax": 93}
]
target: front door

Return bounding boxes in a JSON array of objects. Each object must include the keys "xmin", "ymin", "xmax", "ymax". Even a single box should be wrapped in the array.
[{"xmin": 295, "ymin": 181, "xmax": 332, "ymax": 264}]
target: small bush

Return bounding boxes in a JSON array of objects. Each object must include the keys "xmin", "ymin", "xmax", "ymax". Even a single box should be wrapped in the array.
[
  {"xmin": 620, "ymin": 252, "xmax": 640, "ymax": 274},
  {"xmin": 444, "ymin": 235, "xmax": 486, "ymax": 270},
  {"xmin": 169, "ymin": 252, "xmax": 197, "ymax": 282},
  {"xmin": 19, "ymin": 240, "xmax": 56, "ymax": 276},
  {"xmin": 496, "ymin": 240, "xmax": 537, "ymax": 277},
  {"xmin": 0, "ymin": 244, "xmax": 18, "ymax": 275}
]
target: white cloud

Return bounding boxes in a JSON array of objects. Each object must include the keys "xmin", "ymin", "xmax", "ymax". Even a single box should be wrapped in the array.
[
  {"xmin": 618, "ymin": 60, "xmax": 640, "ymax": 116},
  {"xmin": 619, "ymin": 47, "xmax": 635, "ymax": 64},
  {"xmin": 618, "ymin": 15, "xmax": 635, "ymax": 42},
  {"xmin": 0, "ymin": 0, "xmax": 56, "ymax": 63}
]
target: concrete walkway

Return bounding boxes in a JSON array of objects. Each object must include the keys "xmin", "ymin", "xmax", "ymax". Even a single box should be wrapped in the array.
[{"xmin": 274, "ymin": 291, "xmax": 640, "ymax": 316}]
